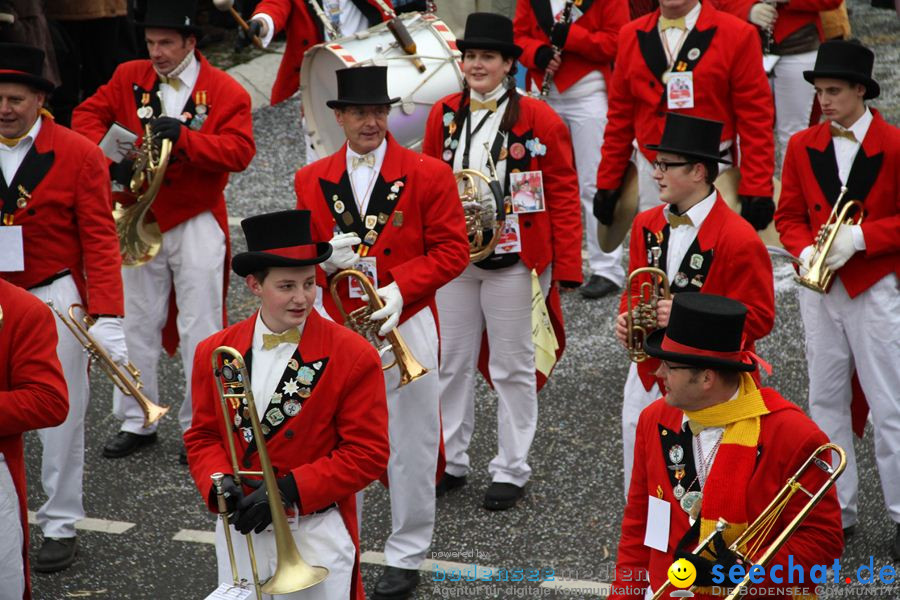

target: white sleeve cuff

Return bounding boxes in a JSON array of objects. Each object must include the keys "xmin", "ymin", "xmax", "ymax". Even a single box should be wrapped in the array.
[
  {"xmin": 850, "ymin": 225, "xmax": 866, "ymax": 252},
  {"xmin": 254, "ymin": 13, "xmax": 276, "ymax": 48}
]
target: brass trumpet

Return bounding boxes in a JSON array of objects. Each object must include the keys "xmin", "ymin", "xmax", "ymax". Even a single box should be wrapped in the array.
[
  {"xmin": 115, "ymin": 124, "xmax": 171, "ymax": 267},
  {"xmin": 47, "ymin": 301, "xmax": 169, "ymax": 428},
  {"xmin": 456, "ymin": 142, "xmax": 507, "ymax": 263},
  {"xmin": 795, "ymin": 186, "xmax": 864, "ymax": 294},
  {"xmin": 626, "ymin": 248, "xmax": 671, "ymax": 363},
  {"xmin": 210, "ymin": 346, "xmax": 328, "ymax": 597},
  {"xmin": 651, "ymin": 443, "xmax": 846, "ymax": 600},
  {"xmin": 329, "ymin": 269, "xmax": 428, "ymax": 387}
]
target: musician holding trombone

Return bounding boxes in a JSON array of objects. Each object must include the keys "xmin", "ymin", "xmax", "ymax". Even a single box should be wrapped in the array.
[
  {"xmin": 611, "ymin": 293, "xmax": 843, "ymax": 600},
  {"xmin": 0, "ymin": 43, "xmax": 125, "ymax": 574},
  {"xmin": 774, "ymin": 40, "xmax": 900, "ymax": 559},
  {"xmin": 185, "ymin": 209, "xmax": 389, "ymax": 599}
]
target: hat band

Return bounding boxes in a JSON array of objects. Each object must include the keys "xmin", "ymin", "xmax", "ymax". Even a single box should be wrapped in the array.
[
  {"xmin": 0, "ymin": 69, "xmax": 35, "ymax": 77},
  {"xmin": 660, "ymin": 335, "xmax": 772, "ymax": 374},
  {"xmin": 263, "ymin": 245, "xmax": 321, "ymax": 260}
]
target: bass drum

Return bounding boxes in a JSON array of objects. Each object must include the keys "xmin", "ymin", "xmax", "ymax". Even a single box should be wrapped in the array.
[{"xmin": 301, "ymin": 12, "xmax": 463, "ymax": 156}]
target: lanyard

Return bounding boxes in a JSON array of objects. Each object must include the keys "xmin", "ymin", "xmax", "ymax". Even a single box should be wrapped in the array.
[{"xmin": 461, "ymin": 91, "xmax": 509, "ymax": 170}]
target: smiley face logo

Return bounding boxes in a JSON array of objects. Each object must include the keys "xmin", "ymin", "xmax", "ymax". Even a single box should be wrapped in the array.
[{"xmin": 667, "ymin": 558, "xmax": 696, "ymax": 589}]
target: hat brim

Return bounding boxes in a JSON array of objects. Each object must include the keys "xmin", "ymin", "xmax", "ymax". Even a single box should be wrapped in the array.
[
  {"xmin": 456, "ymin": 38, "xmax": 523, "ymax": 59},
  {"xmin": 232, "ymin": 242, "xmax": 333, "ymax": 277},
  {"xmin": 597, "ymin": 161, "xmax": 639, "ymax": 253},
  {"xmin": 645, "ymin": 143, "xmax": 732, "ymax": 165},
  {"xmin": 326, "ymin": 96, "xmax": 400, "ymax": 109},
  {"xmin": 802, "ymin": 70, "xmax": 880, "ymax": 100},
  {"xmin": 0, "ymin": 72, "xmax": 55, "ymax": 94},
  {"xmin": 643, "ymin": 329, "xmax": 757, "ymax": 372}
]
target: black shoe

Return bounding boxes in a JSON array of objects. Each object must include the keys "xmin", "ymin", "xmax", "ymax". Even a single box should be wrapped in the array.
[
  {"xmin": 102, "ymin": 431, "xmax": 157, "ymax": 458},
  {"xmin": 483, "ymin": 482, "xmax": 524, "ymax": 511},
  {"xmin": 436, "ymin": 473, "xmax": 467, "ymax": 497},
  {"xmin": 843, "ymin": 525, "xmax": 856, "ymax": 540},
  {"xmin": 33, "ymin": 537, "xmax": 77, "ymax": 573},
  {"xmin": 372, "ymin": 566, "xmax": 419, "ymax": 599},
  {"xmin": 892, "ymin": 524, "xmax": 900, "ymax": 561},
  {"xmin": 178, "ymin": 444, "xmax": 188, "ymax": 465},
  {"xmin": 579, "ymin": 275, "xmax": 620, "ymax": 299}
]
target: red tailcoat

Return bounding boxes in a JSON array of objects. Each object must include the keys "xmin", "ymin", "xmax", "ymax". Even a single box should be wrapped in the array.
[
  {"xmin": 0, "ymin": 278, "xmax": 69, "ymax": 600},
  {"xmin": 513, "ymin": 0, "xmax": 629, "ymax": 94},
  {"xmin": 185, "ymin": 309, "xmax": 389, "ymax": 600},
  {"xmin": 294, "ymin": 134, "xmax": 469, "ymax": 326},
  {"xmin": 611, "ymin": 391, "xmax": 843, "ymax": 599},
  {"xmin": 714, "ymin": 0, "xmax": 841, "ymax": 45},
  {"xmin": 0, "ymin": 117, "xmax": 123, "ymax": 316},
  {"xmin": 774, "ymin": 110, "xmax": 900, "ymax": 299},
  {"xmin": 597, "ymin": 3, "xmax": 775, "ymax": 197},
  {"xmin": 253, "ymin": 0, "xmax": 391, "ymax": 105},
  {"xmin": 621, "ymin": 196, "xmax": 775, "ymax": 390}
]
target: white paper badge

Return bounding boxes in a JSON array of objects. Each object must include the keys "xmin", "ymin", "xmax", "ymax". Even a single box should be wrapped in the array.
[
  {"xmin": 0, "ymin": 226, "xmax": 25, "ymax": 271},
  {"xmin": 644, "ymin": 495, "xmax": 671, "ymax": 552},
  {"xmin": 667, "ymin": 72, "xmax": 695, "ymax": 110},
  {"xmin": 510, "ymin": 170, "xmax": 546, "ymax": 214},
  {"xmin": 348, "ymin": 256, "xmax": 378, "ymax": 299},
  {"xmin": 494, "ymin": 213, "xmax": 522, "ymax": 255},
  {"xmin": 99, "ymin": 122, "xmax": 139, "ymax": 163}
]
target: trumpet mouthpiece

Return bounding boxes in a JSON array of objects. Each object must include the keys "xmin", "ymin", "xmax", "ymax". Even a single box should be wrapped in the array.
[{"xmin": 212, "ymin": 0, "xmax": 234, "ymax": 11}]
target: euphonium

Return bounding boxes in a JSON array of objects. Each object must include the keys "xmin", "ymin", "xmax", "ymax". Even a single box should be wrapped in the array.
[
  {"xmin": 47, "ymin": 301, "xmax": 169, "ymax": 428},
  {"xmin": 795, "ymin": 186, "xmax": 864, "ymax": 294},
  {"xmin": 455, "ymin": 142, "xmax": 507, "ymax": 263},
  {"xmin": 114, "ymin": 123, "xmax": 171, "ymax": 267},
  {"xmin": 651, "ymin": 443, "xmax": 846, "ymax": 600},
  {"xmin": 210, "ymin": 346, "xmax": 328, "ymax": 597},
  {"xmin": 626, "ymin": 247, "xmax": 671, "ymax": 363},
  {"xmin": 328, "ymin": 269, "xmax": 428, "ymax": 387}
]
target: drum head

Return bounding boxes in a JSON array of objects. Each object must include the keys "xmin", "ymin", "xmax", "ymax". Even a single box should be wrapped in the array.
[{"xmin": 597, "ymin": 162, "xmax": 639, "ymax": 253}]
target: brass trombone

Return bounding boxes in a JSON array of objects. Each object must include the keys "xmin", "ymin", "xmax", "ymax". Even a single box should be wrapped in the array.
[
  {"xmin": 455, "ymin": 142, "xmax": 507, "ymax": 263},
  {"xmin": 626, "ymin": 248, "xmax": 671, "ymax": 363},
  {"xmin": 651, "ymin": 443, "xmax": 847, "ymax": 600},
  {"xmin": 47, "ymin": 301, "xmax": 169, "ymax": 428},
  {"xmin": 210, "ymin": 346, "xmax": 328, "ymax": 597},
  {"xmin": 329, "ymin": 270, "xmax": 428, "ymax": 387},
  {"xmin": 795, "ymin": 186, "xmax": 864, "ymax": 294}
]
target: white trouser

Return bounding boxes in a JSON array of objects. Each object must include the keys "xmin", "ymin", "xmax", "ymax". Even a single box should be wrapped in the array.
[
  {"xmin": 437, "ymin": 262, "xmax": 552, "ymax": 487},
  {"xmin": 547, "ymin": 84, "xmax": 624, "ymax": 285},
  {"xmin": 622, "ymin": 362, "xmax": 661, "ymax": 496},
  {"xmin": 0, "ymin": 459, "xmax": 25, "ymax": 600},
  {"xmin": 798, "ymin": 274, "xmax": 900, "ymax": 527},
  {"xmin": 770, "ymin": 50, "xmax": 817, "ymax": 161},
  {"xmin": 358, "ymin": 307, "xmax": 440, "ymax": 569},
  {"xmin": 214, "ymin": 508, "xmax": 354, "ymax": 599},
  {"xmin": 114, "ymin": 211, "xmax": 225, "ymax": 435},
  {"xmin": 29, "ymin": 274, "xmax": 86, "ymax": 538}
]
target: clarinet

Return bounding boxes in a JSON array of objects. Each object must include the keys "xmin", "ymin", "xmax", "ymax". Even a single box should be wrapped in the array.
[{"xmin": 540, "ymin": 0, "xmax": 575, "ymax": 98}]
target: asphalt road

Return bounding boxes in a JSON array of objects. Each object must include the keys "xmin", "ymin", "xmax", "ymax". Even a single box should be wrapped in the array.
[{"xmin": 25, "ymin": 1, "xmax": 900, "ymax": 598}]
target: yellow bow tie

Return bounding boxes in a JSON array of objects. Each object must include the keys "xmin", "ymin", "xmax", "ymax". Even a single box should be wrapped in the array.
[
  {"xmin": 830, "ymin": 125, "xmax": 858, "ymax": 144},
  {"xmin": 262, "ymin": 329, "xmax": 300, "ymax": 350},
  {"xmin": 659, "ymin": 16, "xmax": 687, "ymax": 31},
  {"xmin": 351, "ymin": 153, "xmax": 376, "ymax": 170},
  {"xmin": 667, "ymin": 212, "xmax": 694, "ymax": 229},
  {"xmin": 160, "ymin": 75, "xmax": 182, "ymax": 91},
  {"xmin": 470, "ymin": 98, "xmax": 498, "ymax": 113}
]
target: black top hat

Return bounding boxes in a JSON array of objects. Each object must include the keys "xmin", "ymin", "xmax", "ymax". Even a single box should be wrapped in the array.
[
  {"xmin": 803, "ymin": 40, "xmax": 879, "ymax": 100},
  {"xmin": 326, "ymin": 66, "xmax": 400, "ymax": 109},
  {"xmin": 456, "ymin": 12, "xmax": 523, "ymax": 59},
  {"xmin": 644, "ymin": 293, "xmax": 756, "ymax": 372},
  {"xmin": 645, "ymin": 113, "xmax": 731, "ymax": 164},
  {"xmin": 0, "ymin": 43, "xmax": 55, "ymax": 93},
  {"xmin": 137, "ymin": 0, "xmax": 200, "ymax": 35},
  {"xmin": 232, "ymin": 210, "xmax": 332, "ymax": 277}
]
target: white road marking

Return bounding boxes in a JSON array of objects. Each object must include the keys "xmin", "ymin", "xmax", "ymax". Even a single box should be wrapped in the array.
[
  {"xmin": 27, "ymin": 511, "xmax": 135, "ymax": 534},
  {"xmin": 173, "ymin": 528, "xmax": 216, "ymax": 544}
]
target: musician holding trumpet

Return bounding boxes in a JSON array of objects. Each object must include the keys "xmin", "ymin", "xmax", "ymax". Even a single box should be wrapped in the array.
[
  {"xmin": 0, "ymin": 43, "xmax": 125, "ymax": 574},
  {"xmin": 774, "ymin": 40, "xmax": 900, "ymax": 559}
]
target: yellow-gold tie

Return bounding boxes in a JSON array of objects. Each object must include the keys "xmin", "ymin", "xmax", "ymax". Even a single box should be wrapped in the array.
[
  {"xmin": 830, "ymin": 125, "xmax": 858, "ymax": 144},
  {"xmin": 262, "ymin": 329, "xmax": 301, "ymax": 350},
  {"xmin": 470, "ymin": 98, "xmax": 498, "ymax": 113},
  {"xmin": 667, "ymin": 212, "xmax": 694, "ymax": 228},
  {"xmin": 659, "ymin": 16, "xmax": 687, "ymax": 31}
]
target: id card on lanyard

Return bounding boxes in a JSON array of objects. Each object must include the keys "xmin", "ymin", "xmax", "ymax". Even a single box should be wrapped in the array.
[{"xmin": 667, "ymin": 72, "xmax": 695, "ymax": 109}]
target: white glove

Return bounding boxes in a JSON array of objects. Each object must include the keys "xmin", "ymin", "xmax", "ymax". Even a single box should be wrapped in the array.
[
  {"xmin": 368, "ymin": 282, "xmax": 403, "ymax": 337},
  {"xmin": 798, "ymin": 245, "xmax": 816, "ymax": 277},
  {"xmin": 749, "ymin": 3, "xmax": 778, "ymax": 29},
  {"xmin": 321, "ymin": 232, "xmax": 361, "ymax": 274},
  {"xmin": 824, "ymin": 225, "xmax": 861, "ymax": 271},
  {"xmin": 88, "ymin": 317, "xmax": 129, "ymax": 365}
]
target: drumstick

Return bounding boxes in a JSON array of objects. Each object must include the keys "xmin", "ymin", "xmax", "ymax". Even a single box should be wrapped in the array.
[
  {"xmin": 212, "ymin": 0, "xmax": 264, "ymax": 49},
  {"xmin": 372, "ymin": 0, "xmax": 427, "ymax": 72}
]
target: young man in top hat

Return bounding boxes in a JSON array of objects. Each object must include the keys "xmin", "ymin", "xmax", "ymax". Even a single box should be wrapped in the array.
[
  {"xmin": 609, "ymin": 293, "xmax": 843, "ymax": 600},
  {"xmin": 613, "ymin": 113, "xmax": 775, "ymax": 493},
  {"xmin": 72, "ymin": 0, "xmax": 256, "ymax": 462},
  {"xmin": 294, "ymin": 65, "xmax": 468, "ymax": 599},
  {"xmin": 0, "ymin": 42, "xmax": 126, "ymax": 573},
  {"xmin": 0, "ymin": 278, "xmax": 69, "ymax": 599},
  {"xmin": 593, "ymin": 0, "xmax": 777, "ymax": 234},
  {"xmin": 774, "ymin": 40, "xmax": 900, "ymax": 559},
  {"xmin": 185, "ymin": 209, "xmax": 389, "ymax": 600}
]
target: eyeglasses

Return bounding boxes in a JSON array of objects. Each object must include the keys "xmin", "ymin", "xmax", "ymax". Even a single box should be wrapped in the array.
[
  {"xmin": 652, "ymin": 160, "xmax": 693, "ymax": 173},
  {"xmin": 343, "ymin": 106, "xmax": 391, "ymax": 119},
  {"xmin": 662, "ymin": 361, "xmax": 697, "ymax": 371}
]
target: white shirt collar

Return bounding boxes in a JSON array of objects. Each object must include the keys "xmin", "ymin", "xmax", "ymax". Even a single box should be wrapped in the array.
[
  {"xmin": 252, "ymin": 310, "xmax": 303, "ymax": 352},
  {"xmin": 667, "ymin": 187, "xmax": 717, "ymax": 229},
  {"xmin": 834, "ymin": 107, "xmax": 873, "ymax": 144},
  {"xmin": 0, "ymin": 115, "xmax": 42, "ymax": 152},
  {"xmin": 470, "ymin": 82, "xmax": 507, "ymax": 104},
  {"xmin": 345, "ymin": 137, "xmax": 387, "ymax": 170},
  {"xmin": 160, "ymin": 52, "xmax": 199, "ymax": 89}
]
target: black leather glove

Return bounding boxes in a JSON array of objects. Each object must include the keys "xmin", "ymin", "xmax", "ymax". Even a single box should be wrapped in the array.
[
  {"xmin": 150, "ymin": 116, "xmax": 183, "ymax": 143},
  {"xmin": 110, "ymin": 159, "xmax": 135, "ymax": 187},
  {"xmin": 207, "ymin": 474, "xmax": 249, "ymax": 515},
  {"xmin": 558, "ymin": 280, "xmax": 581, "ymax": 289},
  {"xmin": 674, "ymin": 532, "xmax": 743, "ymax": 587},
  {"xmin": 234, "ymin": 474, "xmax": 300, "ymax": 535},
  {"xmin": 739, "ymin": 195, "xmax": 775, "ymax": 231},
  {"xmin": 593, "ymin": 187, "xmax": 622, "ymax": 226},
  {"xmin": 236, "ymin": 19, "xmax": 263, "ymax": 50},
  {"xmin": 534, "ymin": 45, "xmax": 555, "ymax": 70},
  {"xmin": 550, "ymin": 22, "xmax": 571, "ymax": 49}
]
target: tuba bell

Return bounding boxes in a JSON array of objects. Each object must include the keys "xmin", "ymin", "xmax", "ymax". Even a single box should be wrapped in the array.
[
  {"xmin": 114, "ymin": 123, "xmax": 171, "ymax": 267},
  {"xmin": 455, "ymin": 142, "xmax": 507, "ymax": 263},
  {"xmin": 795, "ymin": 186, "xmax": 864, "ymax": 294},
  {"xmin": 329, "ymin": 269, "xmax": 428, "ymax": 387},
  {"xmin": 625, "ymin": 247, "xmax": 671, "ymax": 362}
]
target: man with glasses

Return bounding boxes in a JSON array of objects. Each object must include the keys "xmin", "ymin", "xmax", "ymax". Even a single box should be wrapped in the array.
[{"xmin": 613, "ymin": 113, "xmax": 774, "ymax": 492}]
